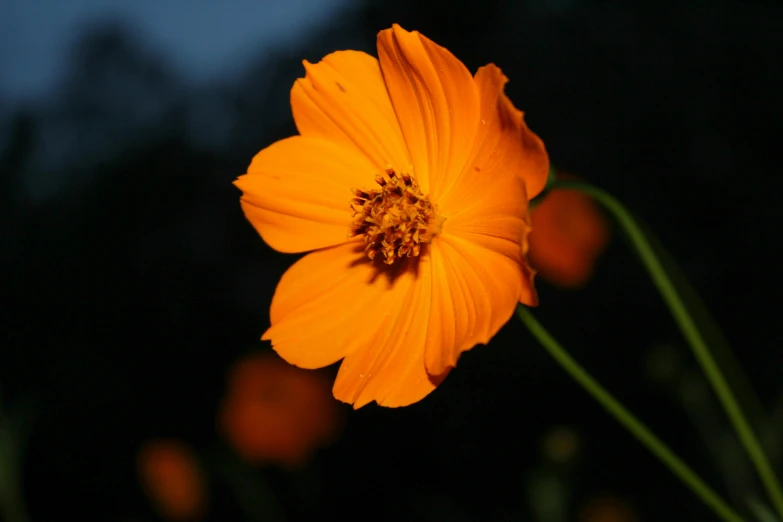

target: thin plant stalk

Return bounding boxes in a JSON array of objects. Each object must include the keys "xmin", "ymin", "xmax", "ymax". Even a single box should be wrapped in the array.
[
  {"xmin": 550, "ymin": 180, "xmax": 783, "ymax": 519},
  {"xmin": 517, "ymin": 306, "xmax": 745, "ymax": 522}
]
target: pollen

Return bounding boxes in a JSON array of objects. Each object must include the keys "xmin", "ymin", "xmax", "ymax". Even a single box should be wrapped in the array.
[{"xmin": 349, "ymin": 167, "xmax": 442, "ymax": 264}]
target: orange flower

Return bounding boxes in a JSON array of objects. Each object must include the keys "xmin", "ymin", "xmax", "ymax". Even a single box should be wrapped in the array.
[
  {"xmin": 235, "ymin": 24, "xmax": 549, "ymax": 407},
  {"xmin": 528, "ymin": 174, "xmax": 609, "ymax": 288},
  {"xmin": 578, "ymin": 495, "xmax": 638, "ymax": 522},
  {"xmin": 218, "ymin": 351, "xmax": 343, "ymax": 470},
  {"xmin": 137, "ymin": 439, "xmax": 207, "ymax": 521}
]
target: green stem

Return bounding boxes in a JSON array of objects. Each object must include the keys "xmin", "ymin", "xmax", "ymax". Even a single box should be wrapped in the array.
[
  {"xmin": 517, "ymin": 306, "xmax": 745, "ymax": 522},
  {"xmin": 551, "ymin": 180, "xmax": 783, "ymax": 519}
]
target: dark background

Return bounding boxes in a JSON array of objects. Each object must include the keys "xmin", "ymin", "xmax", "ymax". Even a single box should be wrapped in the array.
[{"xmin": 2, "ymin": 0, "xmax": 782, "ymax": 520}]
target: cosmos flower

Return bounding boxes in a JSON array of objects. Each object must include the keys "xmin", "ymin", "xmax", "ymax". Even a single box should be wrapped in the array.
[
  {"xmin": 528, "ymin": 173, "xmax": 609, "ymax": 288},
  {"xmin": 235, "ymin": 24, "xmax": 549, "ymax": 407},
  {"xmin": 218, "ymin": 351, "xmax": 343, "ymax": 470},
  {"xmin": 137, "ymin": 439, "xmax": 207, "ymax": 521}
]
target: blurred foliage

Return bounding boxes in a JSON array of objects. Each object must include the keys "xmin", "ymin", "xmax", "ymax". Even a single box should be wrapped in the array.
[{"xmin": 1, "ymin": 0, "xmax": 782, "ymax": 520}]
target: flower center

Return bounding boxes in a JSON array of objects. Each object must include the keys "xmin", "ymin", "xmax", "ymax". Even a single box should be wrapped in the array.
[{"xmin": 349, "ymin": 168, "xmax": 442, "ymax": 265}]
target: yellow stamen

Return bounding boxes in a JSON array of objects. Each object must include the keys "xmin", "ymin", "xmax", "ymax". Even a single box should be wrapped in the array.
[{"xmin": 349, "ymin": 168, "xmax": 442, "ymax": 264}]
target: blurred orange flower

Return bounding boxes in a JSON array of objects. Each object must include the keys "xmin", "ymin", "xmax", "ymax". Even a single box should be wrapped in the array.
[
  {"xmin": 137, "ymin": 439, "xmax": 207, "ymax": 522},
  {"xmin": 578, "ymin": 495, "xmax": 639, "ymax": 522},
  {"xmin": 235, "ymin": 24, "xmax": 549, "ymax": 408},
  {"xmin": 219, "ymin": 351, "xmax": 344, "ymax": 470},
  {"xmin": 528, "ymin": 174, "xmax": 609, "ymax": 288}
]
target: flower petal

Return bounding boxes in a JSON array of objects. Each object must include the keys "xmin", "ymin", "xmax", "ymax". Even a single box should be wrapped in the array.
[
  {"xmin": 441, "ymin": 161, "xmax": 539, "ymax": 306},
  {"xmin": 474, "ymin": 64, "xmax": 549, "ymax": 198},
  {"xmin": 291, "ymin": 50, "xmax": 411, "ymax": 172},
  {"xmin": 376, "ymin": 24, "xmax": 480, "ymax": 198},
  {"xmin": 424, "ymin": 234, "xmax": 525, "ymax": 376},
  {"xmin": 438, "ymin": 83, "xmax": 549, "ymax": 306},
  {"xmin": 333, "ymin": 252, "xmax": 449, "ymax": 408},
  {"xmin": 263, "ymin": 241, "xmax": 412, "ymax": 370},
  {"xmin": 235, "ymin": 136, "xmax": 377, "ymax": 253},
  {"xmin": 437, "ymin": 64, "xmax": 549, "ymax": 220}
]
